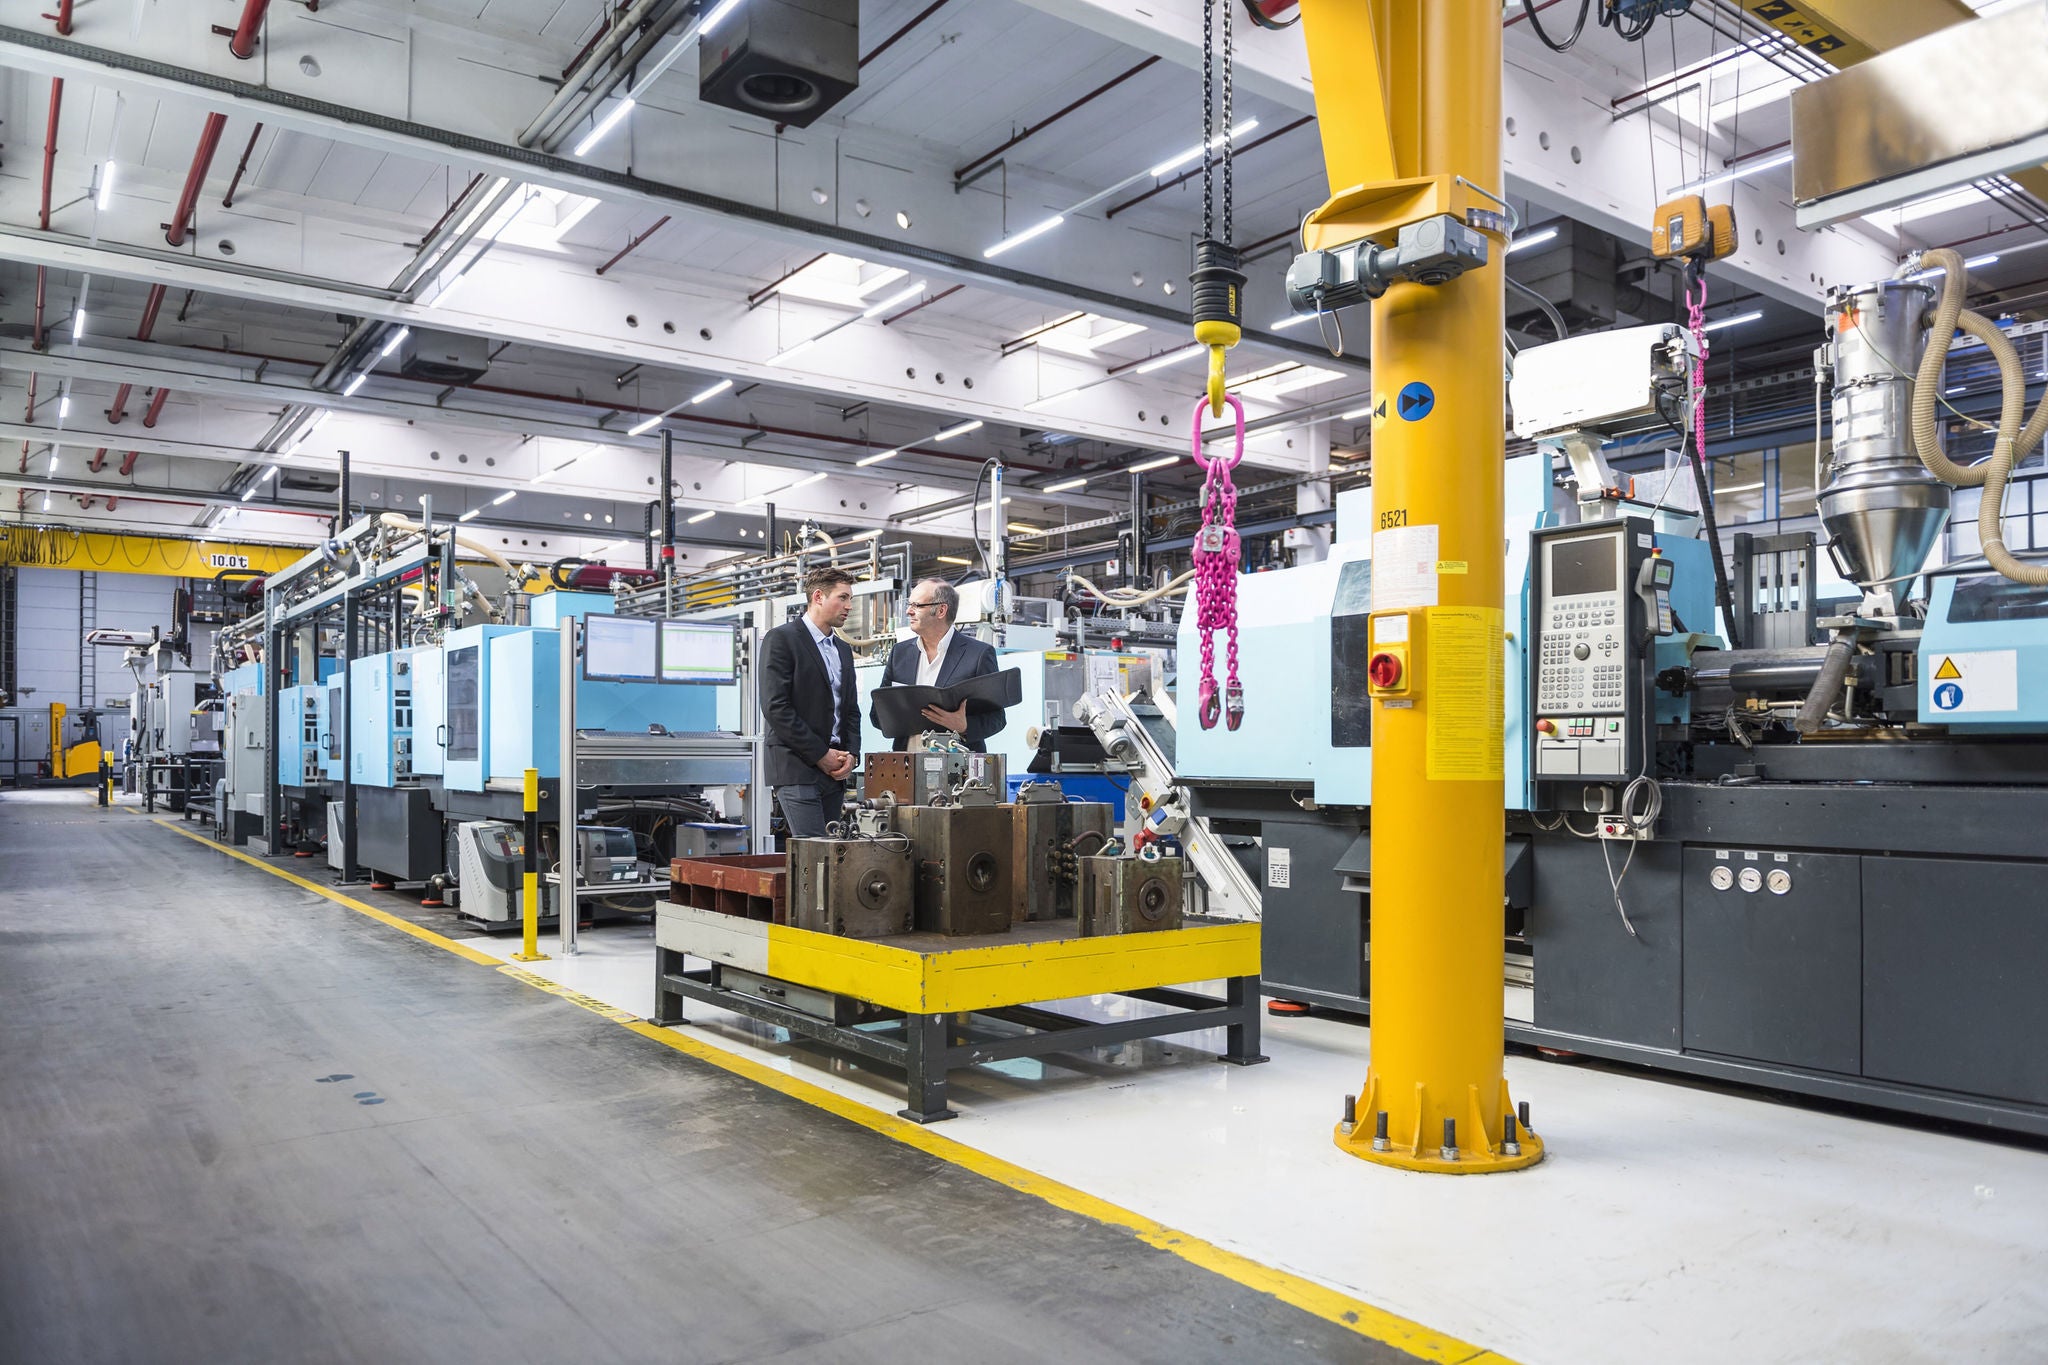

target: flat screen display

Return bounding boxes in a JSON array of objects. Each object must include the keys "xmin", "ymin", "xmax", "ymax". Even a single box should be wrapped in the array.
[
  {"xmin": 582, "ymin": 614, "xmax": 660, "ymax": 684},
  {"xmin": 1550, "ymin": 537, "xmax": 1617, "ymax": 598},
  {"xmin": 660, "ymin": 621, "xmax": 739, "ymax": 685}
]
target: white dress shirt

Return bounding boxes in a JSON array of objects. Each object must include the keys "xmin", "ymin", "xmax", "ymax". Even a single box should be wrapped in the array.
[{"xmin": 915, "ymin": 628, "xmax": 956, "ymax": 688}]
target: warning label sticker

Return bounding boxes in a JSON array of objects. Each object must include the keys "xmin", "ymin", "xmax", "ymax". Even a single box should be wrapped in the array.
[
  {"xmin": 1928, "ymin": 650, "xmax": 2018, "ymax": 714},
  {"xmin": 1426, "ymin": 607, "xmax": 1504, "ymax": 782},
  {"xmin": 1371, "ymin": 524, "xmax": 1439, "ymax": 611}
]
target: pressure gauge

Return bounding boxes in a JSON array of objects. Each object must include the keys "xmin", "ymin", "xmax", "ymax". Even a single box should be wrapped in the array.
[
  {"xmin": 1709, "ymin": 865, "xmax": 1734, "ymax": 891},
  {"xmin": 1766, "ymin": 869, "xmax": 1793, "ymax": 896},
  {"xmin": 1738, "ymin": 866, "xmax": 1763, "ymax": 893}
]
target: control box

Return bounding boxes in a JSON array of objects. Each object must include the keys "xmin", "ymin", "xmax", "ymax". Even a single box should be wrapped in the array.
[{"xmin": 1531, "ymin": 519, "xmax": 1652, "ymax": 786}]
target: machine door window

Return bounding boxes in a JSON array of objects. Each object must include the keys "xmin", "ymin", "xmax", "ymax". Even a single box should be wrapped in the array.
[
  {"xmin": 325, "ymin": 685, "xmax": 343, "ymax": 760},
  {"xmin": 447, "ymin": 646, "xmax": 480, "ymax": 762}
]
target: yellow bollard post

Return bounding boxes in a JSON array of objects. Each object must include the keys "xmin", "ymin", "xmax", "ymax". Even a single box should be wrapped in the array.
[
  {"xmin": 513, "ymin": 766, "xmax": 549, "ymax": 962},
  {"xmin": 1298, "ymin": 0, "xmax": 1540, "ymax": 1172}
]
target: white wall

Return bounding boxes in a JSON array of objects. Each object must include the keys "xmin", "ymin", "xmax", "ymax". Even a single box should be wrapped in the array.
[{"xmin": 11, "ymin": 568, "xmax": 179, "ymax": 712}]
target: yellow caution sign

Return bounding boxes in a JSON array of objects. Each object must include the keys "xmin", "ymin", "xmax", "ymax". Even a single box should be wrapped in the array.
[{"xmin": 1934, "ymin": 657, "xmax": 1962, "ymax": 681}]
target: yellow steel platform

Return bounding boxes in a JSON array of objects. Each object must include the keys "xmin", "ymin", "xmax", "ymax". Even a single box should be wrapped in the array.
[{"xmin": 653, "ymin": 905, "xmax": 1265, "ymax": 1121}]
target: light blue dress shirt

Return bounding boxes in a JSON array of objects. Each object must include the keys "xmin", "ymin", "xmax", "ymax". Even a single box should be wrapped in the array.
[{"xmin": 804, "ymin": 615, "xmax": 843, "ymax": 744}]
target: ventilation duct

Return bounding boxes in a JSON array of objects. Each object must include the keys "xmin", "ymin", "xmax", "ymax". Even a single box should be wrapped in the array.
[
  {"xmin": 396, "ymin": 330, "xmax": 491, "ymax": 385},
  {"xmin": 699, "ymin": 0, "xmax": 859, "ymax": 129}
]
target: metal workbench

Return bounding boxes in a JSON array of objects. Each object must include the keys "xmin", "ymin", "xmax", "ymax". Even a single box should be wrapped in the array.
[{"xmin": 652, "ymin": 904, "xmax": 1266, "ymax": 1121}]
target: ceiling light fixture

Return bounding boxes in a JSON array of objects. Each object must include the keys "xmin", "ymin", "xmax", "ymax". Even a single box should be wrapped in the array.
[
  {"xmin": 1042, "ymin": 476, "xmax": 1087, "ymax": 493},
  {"xmin": 1506, "ymin": 225, "xmax": 1559, "ymax": 255},
  {"xmin": 687, "ymin": 509, "xmax": 715, "ymax": 523},
  {"xmin": 71, "ymin": 309, "xmax": 87, "ymax": 341},
  {"xmin": 855, "ymin": 448, "xmax": 901, "ymax": 467},
  {"xmin": 379, "ymin": 327, "xmax": 411, "ymax": 359},
  {"xmin": 261, "ymin": 465, "xmax": 278, "ymax": 482},
  {"xmin": 240, "ymin": 487, "xmax": 257, "ymax": 502},
  {"xmin": 458, "ymin": 508, "xmax": 483, "ymax": 522},
  {"xmin": 1269, "ymin": 314, "xmax": 1315, "ymax": 331},
  {"xmin": 861, "ymin": 280, "xmax": 927, "ymax": 317},
  {"xmin": 933, "ymin": 420, "xmax": 983, "ymax": 442},
  {"xmin": 1668, "ymin": 149, "xmax": 1794, "ymax": 197},
  {"xmin": 772, "ymin": 337, "xmax": 818, "ymax": 365},
  {"xmin": 573, "ymin": 97, "xmax": 636, "ymax": 159},
  {"xmin": 342, "ymin": 373, "xmax": 368, "ymax": 397},
  {"xmin": 491, "ymin": 490, "xmax": 517, "ymax": 506},
  {"xmin": 628, "ymin": 413, "xmax": 664, "ymax": 437},
  {"xmin": 692, "ymin": 379, "xmax": 733, "ymax": 404},
  {"xmin": 1134, "ymin": 344, "xmax": 1205, "ymax": 375},
  {"xmin": 983, "ymin": 215, "xmax": 1066, "ymax": 260},
  {"xmin": 1127, "ymin": 454, "xmax": 1179, "ymax": 474},
  {"xmin": 97, "ymin": 162, "xmax": 116, "ymax": 211},
  {"xmin": 1702, "ymin": 309, "xmax": 1764, "ymax": 332},
  {"xmin": 1149, "ymin": 118, "xmax": 1260, "ymax": 179},
  {"xmin": 935, "ymin": 554, "xmax": 972, "ymax": 566}
]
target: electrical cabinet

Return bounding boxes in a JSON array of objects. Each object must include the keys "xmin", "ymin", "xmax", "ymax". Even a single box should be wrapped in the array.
[{"xmin": 349, "ymin": 650, "xmax": 417, "ymax": 788}]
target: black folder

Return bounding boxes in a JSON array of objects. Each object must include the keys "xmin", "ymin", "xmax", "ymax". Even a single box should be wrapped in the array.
[{"xmin": 870, "ymin": 667, "xmax": 1023, "ymax": 740}]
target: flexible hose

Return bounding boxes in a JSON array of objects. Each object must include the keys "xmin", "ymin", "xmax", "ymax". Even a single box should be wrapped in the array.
[
  {"xmin": 1794, "ymin": 635, "xmax": 1854, "ymax": 736},
  {"xmin": 1066, "ymin": 569, "xmax": 1194, "ymax": 606},
  {"xmin": 376, "ymin": 513, "xmax": 518, "ymax": 579},
  {"xmin": 1904, "ymin": 250, "xmax": 2048, "ymax": 585}
]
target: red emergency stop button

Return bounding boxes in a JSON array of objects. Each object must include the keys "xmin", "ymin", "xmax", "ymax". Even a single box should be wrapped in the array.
[
  {"xmin": 1368, "ymin": 652, "xmax": 1403, "ymax": 689},
  {"xmin": 1536, "ymin": 719, "xmax": 1557, "ymax": 736}
]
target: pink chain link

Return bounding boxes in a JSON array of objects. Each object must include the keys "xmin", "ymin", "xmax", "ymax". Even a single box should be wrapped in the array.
[
  {"xmin": 1686, "ymin": 271, "xmax": 1708, "ymax": 459},
  {"xmin": 1190, "ymin": 394, "xmax": 1245, "ymax": 730}
]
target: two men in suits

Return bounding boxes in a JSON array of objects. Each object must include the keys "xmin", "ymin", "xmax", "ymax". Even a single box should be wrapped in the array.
[
  {"xmin": 871, "ymin": 579, "xmax": 1006, "ymax": 753},
  {"xmin": 758, "ymin": 567, "xmax": 861, "ymax": 838}
]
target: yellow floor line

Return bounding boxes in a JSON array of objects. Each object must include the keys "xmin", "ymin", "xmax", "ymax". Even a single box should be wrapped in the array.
[{"xmin": 151, "ymin": 816, "xmax": 1513, "ymax": 1365}]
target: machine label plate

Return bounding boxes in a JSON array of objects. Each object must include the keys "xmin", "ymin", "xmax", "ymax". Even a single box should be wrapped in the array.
[
  {"xmin": 1267, "ymin": 847, "xmax": 1291, "ymax": 889},
  {"xmin": 1928, "ymin": 650, "xmax": 2018, "ymax": 713}
]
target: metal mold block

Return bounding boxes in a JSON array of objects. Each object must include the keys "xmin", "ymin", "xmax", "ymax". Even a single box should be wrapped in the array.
[
  {"xmin": 788, "ymin": 837, "xmax": 914, "ymax": 939},
  {"xmin": 899, "ymin": 804, "xmax": 1013, "ymax": 936},
  {"xmin": 1011, "ymin": 795, "xmax": 1115, "ymax": 922},
  {"xmin": 1079, "ymin": 855, "xmax": 1185, "ymax": 937}
]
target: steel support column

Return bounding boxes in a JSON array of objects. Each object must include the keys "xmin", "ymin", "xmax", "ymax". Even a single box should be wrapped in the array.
[{"xmin": 1303, "ymin": 0, "xmax": 1540, "ymax": 1173}]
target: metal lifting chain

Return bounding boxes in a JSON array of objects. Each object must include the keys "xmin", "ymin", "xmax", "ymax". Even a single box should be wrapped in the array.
[
  {"xmin": 1189, "ymin": 0, "xmax": 1244, "ymax": 417},
  {"xmin": 1190, "ymin": 393, "xmax": 1246, "ymax": 731}
]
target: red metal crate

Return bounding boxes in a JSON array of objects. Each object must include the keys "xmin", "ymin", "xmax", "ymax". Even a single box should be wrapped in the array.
[{"xmin": 669, "ymin": 854, "xmax": 788, "ymax": 924}]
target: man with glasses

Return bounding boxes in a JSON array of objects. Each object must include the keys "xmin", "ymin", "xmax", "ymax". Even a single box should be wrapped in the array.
[
  {"xmin": 760, "ymin": 567, "xmax": 861, "ymax": 838},
  {"xmin": 870, "ymin": 578, "xmax": 1008, "ymax": 752}
]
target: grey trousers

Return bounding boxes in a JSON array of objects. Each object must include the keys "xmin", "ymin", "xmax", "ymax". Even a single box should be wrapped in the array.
[{"xmin": 774, "ymin": 777, "xmax": 845, "ymax": 840}]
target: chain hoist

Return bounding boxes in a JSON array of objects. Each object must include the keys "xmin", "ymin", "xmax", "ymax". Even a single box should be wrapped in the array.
[
  {"xmin": 1189, "ymin": 393, "xmax": 1245, "ymax": 731},
  {"xmin": 1190, "ymin": 0, "xmax": 1244, "ymax": 418}
]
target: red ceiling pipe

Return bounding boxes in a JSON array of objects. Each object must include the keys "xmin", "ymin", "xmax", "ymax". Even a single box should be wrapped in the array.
[
  {"xmin": 118, "ymin": 450, "xmax": 140, "ymax": 476},
  {"xmin": 41, "ymin": 77, "xmax": 62, "ymax": 230},
  {"xmin": 32, "ymin": 266, "xmax": 48, "ymax": 351},
  {"xmin": 222, "ymin": 122, "xmax": 264, "ymax": 206},
  {"xmin": 106, "ymin": 283, "xmax": 169, "ymax": 423},
  {"xmin": 52, "ymin": 0, "xmax": 74, "ymax": 35},
  {"xmin": 142, "ymin": 388, "xmax": 171, "ymax": 428},
  {"xmin": 165, "ymin": 113, "xmax": 229, "ymax": 247},
  {"xmin": 228, "ymin": 0, "xmax": 271, "ymax": 59},
  {"xmin": 89, "ymin": 447, "xmax": 109, "ymax": 472},
  {"xmin": 77, "ymin": 495, "xmax": 95, "ymax": 510},
  {"xmin": 104, "ymin": 497, "xmax": 118, "ymax": 510},
  {"xmin": 25, "ymin": 374, "xmax": 39, "ymax": 424}
]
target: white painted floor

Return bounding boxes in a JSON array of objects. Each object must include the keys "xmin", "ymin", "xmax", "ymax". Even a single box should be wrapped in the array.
[{"xmin": 460, "ymin": 920, "xmax": 2047, "ymax": 1365}]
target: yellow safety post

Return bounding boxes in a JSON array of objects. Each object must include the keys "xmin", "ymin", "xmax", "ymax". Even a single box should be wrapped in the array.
[
  {"xmin": 1299, "ymin": 0, "xmax": 1541, "ymax": 1171},
  {"xmin": 513, "ymin": 766, "xmax": 549, "ymax": 962}
]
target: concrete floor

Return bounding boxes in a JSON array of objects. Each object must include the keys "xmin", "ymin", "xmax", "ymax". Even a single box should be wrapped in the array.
[{"xmin": 0, "ymin": 790, "xmax": 1407, "ymax": 1365}]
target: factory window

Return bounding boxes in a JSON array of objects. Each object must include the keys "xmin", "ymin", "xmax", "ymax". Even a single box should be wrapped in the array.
[
  {"xmin": 1775, "ymin": 441, "xmax": 1823, "ymax": 521},
  {"xmin": 1709, "ymin": 450, "xmax": 1769, "ymax": 525}
]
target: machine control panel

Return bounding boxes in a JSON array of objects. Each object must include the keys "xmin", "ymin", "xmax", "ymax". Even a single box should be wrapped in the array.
[{"xmin": 1531, "ymin": 520, "xmax": 1650, "ymax": 783}]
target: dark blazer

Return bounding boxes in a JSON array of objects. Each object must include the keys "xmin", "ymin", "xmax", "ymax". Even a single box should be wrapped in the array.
[
  {"xmin": 870, "ymin": 630, "xmax": 1007, "ymax": 753},
  {"xmin": 759, "ymin": 617, "xmax": 859, "ymax": 787}
]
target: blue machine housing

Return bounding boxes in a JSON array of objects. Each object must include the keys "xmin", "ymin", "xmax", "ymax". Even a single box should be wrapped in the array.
[
  {"xmin": 1176, "ymin": 452, "xmax": 1551, "ymax": 810},
  {"xmin": 320, "ymin": 678, "xmax": 344, "ymax": 781},
  {"xmin": 411, "ymin": 647, "xmax": 446, "ymax": 777},
  {"xmin": 442, "ymin": 624, "xmax": 526, "ymax": 792},
  {"xmin": 487, "ymin": 629, "xmax": 721, "ymax": 782},
  {"xmin": 1918, "ymin": 574, "xmax": 2048, "ymax": 733},
  {"xmin": 349, "ymin": 650, "xmax": 418, "ymax": 788},
  {"xmin": 277, "ymin": 683, "xmax": 320, "ymax": 786}
]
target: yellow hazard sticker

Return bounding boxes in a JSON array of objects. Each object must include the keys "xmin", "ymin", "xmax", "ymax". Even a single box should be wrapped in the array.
[
  {"xmin": 1437, "ymin": 560, "xmax": 1468, "ymax": 575},
  {"xmin": 1933, "ymin": 656, "xmax": 1962, "ymax": 681},
  {"xmin": 1425, "ymin": 606, "xmax": 1504, "ymax": 782}
]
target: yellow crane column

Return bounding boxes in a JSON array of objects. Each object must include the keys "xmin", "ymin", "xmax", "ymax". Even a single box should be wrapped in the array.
[{"xmin": 1297, "ymin": 0, "xmax": 1540, "ymax": 1172}]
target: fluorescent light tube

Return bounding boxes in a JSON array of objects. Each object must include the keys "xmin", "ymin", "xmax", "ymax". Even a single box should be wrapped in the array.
[
  {"xmin": 773, "ymin": 337, "xmax": 818, "ymax": 365},
  {"xmin": 933, "ymin": 420, "xmax": 983, "ymax": 442},
  {"xmin": 1702, "ymin": 310, "xmax": 1764, "ymax": 333},
  {"xmin": 691, "ymin": 379, "xmax": 733, "ymax": 404},
  {"xmin": 629, "ymin": 414, "xmax": 663, "ymax": 436},
  {"xmin": 491, "ymin": 490, "xmax": 517, "ymax": 506},
  {"xmin": 458, "ymin": 508, "xmax": 482, "ymax": 522},
  {"xmin": 97, "ymin": 162, "xmax": 116, "ymax": 211},
  {"xmin": 1135, "ymin": 344, "xmax": 1204, "ymax": 374},
  {"xmin": 1669, "ymin": 150, "xmax": 1793, "ymax": 196},
  {"xmin": 1042, "ymin": 476, "xmax": 1087, "ymax": 493},
  {"xmin": 1506, "ymin": 226, "xmax": 1559, "ymax": 255},
  {"xmin": 861, "ymin": 281, "xmax": 927, "ymax": 317},
  {"xmin": 379, "ymin": 327, "xmax": 411, "ymax": 359},
  {"xmin": 1149, "ymin": 118, "xmax": 1258, "ymax": 179},
  {"xmin": 1270, "ymin": 314, "xmax": 1314, "ymax": 331},
  {"xmin": 936, "ymin": 554, "xmax": 972, "ymax": 566},
  {"xmin": 1127, "ymin": 454, "xmax": 1178, "ymax": 473},
  {"xmin": 856, "ymin": 448, "xmax": 900, "ymax": 467},
  {"xmin": 983, "ymin": 215, "xmax": 1065, "ymax": 259},
  {"xmin": 687, "ymin": 509, "xmax": 715, "ymax": 523},
  {"xmin": 573, "ymin": 98, "xmax": 636, "ymax": 159},
  {"xmin": 342, "ymin": 373, "xmax": 367, "ymax": 397},
  {"xmin": 72, "ymin": 310, "xmax": 87, "ymax": 341},
  {"xmin": 699, "ymin": 0, "xmax": 743, "ymax": 34}
]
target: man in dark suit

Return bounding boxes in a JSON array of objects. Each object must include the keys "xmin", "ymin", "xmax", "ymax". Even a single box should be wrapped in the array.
[
  {"xmin": 870, "ymin": 578, "xmax": 1007, "ymax": 752},
  {"xmin": 759, "ymin": 567, "xmax": 860, "ymax": 839}
]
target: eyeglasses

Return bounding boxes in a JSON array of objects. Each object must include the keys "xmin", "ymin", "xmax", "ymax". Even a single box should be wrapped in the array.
[{"xmin": 906, "ymin": 600, "xmax": 942, "ymax": 611}]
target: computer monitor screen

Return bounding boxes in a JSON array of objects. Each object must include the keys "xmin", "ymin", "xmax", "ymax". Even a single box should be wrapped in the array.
[
  {"xmin": 582, "ymin": 614, "xmax": 660, "ymax": 684},
  {"xmin": 660, "ymin": 620, "xmax": 739, "ymax": 685}
]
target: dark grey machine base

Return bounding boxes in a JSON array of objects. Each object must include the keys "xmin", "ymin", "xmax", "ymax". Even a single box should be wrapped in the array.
[{"xmin": 652, "ymin": 948, "xmax": 1267, "ymax": 1123}]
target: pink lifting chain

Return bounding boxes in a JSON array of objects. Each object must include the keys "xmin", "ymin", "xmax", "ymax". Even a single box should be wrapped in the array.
[
  {"xmin": 1190, "ymin": 393, "xmax": 1245, "ymax": 731},
  {"xmin": 1685, "ymin": 268, "xmax": 1709, "ymax": 457}
]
